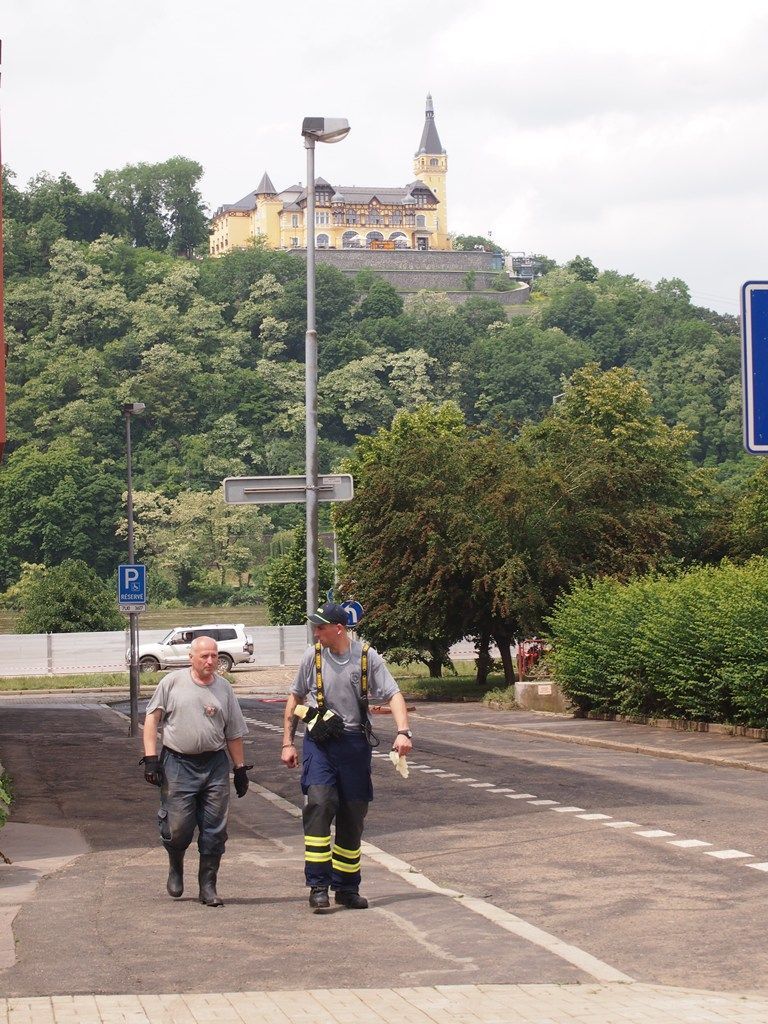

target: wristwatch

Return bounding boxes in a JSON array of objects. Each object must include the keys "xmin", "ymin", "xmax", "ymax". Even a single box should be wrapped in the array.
[{"xmin": 396, "ymin": 729, "xmax": 413, "ymax": 739}]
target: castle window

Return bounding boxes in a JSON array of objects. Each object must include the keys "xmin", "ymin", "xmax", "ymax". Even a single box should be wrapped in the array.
[
  {"xmin": 316, "ymin": 234, "xmax": 330, "ymax": 248},
  {"xmin": 291, "ymin": 214, "xmax": 299, "ymax": 228},
  {"xmin": 416, "ymin": 215, "xmax": 426, "ymax": 227},
  {"xmin": 346, "ymin": 210, "xmax": 358, "ymax": 225},
  {"xmin": 315, "ymin": 211, "xmax": 329, "ymax": 226},
  {"xmin": 333, "ymin": 211, "xmax": 344, "ymax": 225},
  {"xmin": 342, "ymin": 230, "xmax": 361, "ymax": 248},
  {"xmin": 391, "ymin": 212, "xmax": 402, "ymax": 225},
  {"xmin": 405, "ymin": 214, "xmax": 415, "ymax": 227},
  {"xmin": 368, "ymin": 209, "xmax": 382, "ymax": 225},
  {"xmin": 430, "ymin": 158, "xmax": 438, "ymax": 166},
  {"xmin": 291, "ymin": 237, "xmax": 299, "ymax": 247}
]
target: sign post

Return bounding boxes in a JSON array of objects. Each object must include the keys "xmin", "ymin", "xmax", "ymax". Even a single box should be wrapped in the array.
[
  {"xmin": 118, "ymin": 563, "xmax": 146, "ymax": 736},
  {"xmin": 741, "ymin": 281, "xmax": 768, "ymax": 453}
]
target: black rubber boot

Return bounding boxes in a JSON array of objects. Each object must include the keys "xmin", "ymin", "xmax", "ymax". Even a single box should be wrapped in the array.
[
  {"xmin": 309, "ymin": 886, "xmax": 330, "ymax": 911},
  {"xmin": 198, "ymin": 854, "xmax": 224, "ymax": 907},
  {"xmin": 166, "ymin": 847, "xmax": 185, "ymax": 898},
  {"xmin": 334, "ymin": 890, "xmax": 368, "ymax": 909}
]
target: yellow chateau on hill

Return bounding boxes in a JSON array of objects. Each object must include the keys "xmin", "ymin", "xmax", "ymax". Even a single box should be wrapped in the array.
[{"xmin": 210, "ymin": 95, "xmax": 450, "ymax": 256}]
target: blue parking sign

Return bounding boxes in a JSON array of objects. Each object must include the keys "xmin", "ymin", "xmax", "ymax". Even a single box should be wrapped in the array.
[
  {"xmin": 118, "ymin": 564, "xmax": 146, "ymax": 607},
  {"xmin": 741, "ymin": 281, "xmax": 768, "ymax": 453}
]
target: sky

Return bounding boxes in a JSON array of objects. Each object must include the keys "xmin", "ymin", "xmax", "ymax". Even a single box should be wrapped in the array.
[{"xmin": 3, "ymin": 0, "xmax": 768, "ymax": 315}]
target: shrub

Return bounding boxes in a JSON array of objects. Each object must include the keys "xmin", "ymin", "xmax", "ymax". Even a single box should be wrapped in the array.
[
  {"xmin": 16, "ymin": 560, "xmax": 123, "ymax": 633},
  {"xmin": 548, "ymin": 558, "xmax": 768, "ymax": 727}
]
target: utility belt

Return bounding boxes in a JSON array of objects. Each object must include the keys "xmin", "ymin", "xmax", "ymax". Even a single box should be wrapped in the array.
[
  {"xmin": 163, "ymin": 746, "xmax": 223, "ymax": 764},
  {"xmin": 293, "ymin": 643, "xmax": 378, "ymax": 748}
]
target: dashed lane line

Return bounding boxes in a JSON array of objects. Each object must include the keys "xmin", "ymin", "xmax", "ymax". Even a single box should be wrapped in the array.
[{"xmin": 243, "ymin": 714, "xmax": 768, "ymax": 879}]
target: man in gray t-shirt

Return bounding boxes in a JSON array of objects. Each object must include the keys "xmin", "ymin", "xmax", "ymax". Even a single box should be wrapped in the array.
[
  {"xmin": 141, "ymin": 635, "xmax": 250, "ymax": 907},
  {"xmin": 281, "ymin": 603, "xmax": 413, "ymax": 912}
]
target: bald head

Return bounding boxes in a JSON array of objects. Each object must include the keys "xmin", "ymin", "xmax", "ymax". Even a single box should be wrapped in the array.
[{"xmin": 190, "ymin": 635, "xmax": 218, "ymax": 683}]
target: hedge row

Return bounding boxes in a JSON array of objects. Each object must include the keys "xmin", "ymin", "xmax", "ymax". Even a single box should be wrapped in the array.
[{"xmin": 547, "ymin": 558, "xmax": 768, "ymax": 727}]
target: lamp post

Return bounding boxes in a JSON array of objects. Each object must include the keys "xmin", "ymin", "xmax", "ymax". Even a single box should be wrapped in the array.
[
  {"xmin": 300, "ymin": 117, "xmax": 350, "ymax": 624},
  {"xmin": 122, "ymin": 401, "xmax": 145, "ymax": 737}
]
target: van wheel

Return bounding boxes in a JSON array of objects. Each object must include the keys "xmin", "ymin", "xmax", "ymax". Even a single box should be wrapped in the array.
[
  {"xmin": 217, "ymin": 654, "xmax": 234, "ymax": 673},
  {"xmin": 139, "ymin": 656, "xmax": 160, "ymax": 673}
]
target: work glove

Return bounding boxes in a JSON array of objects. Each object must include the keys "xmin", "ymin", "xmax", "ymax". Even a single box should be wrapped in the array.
[
  {"xmin": 296, "ymin": 704, "xmax": 345, "ymax": 744},
  {"xmin": 233, "ymin": 764, "xmax": 253, "ymax": 798},
  {"xmin": 139, "ymin": 755, "xmax": 162, "ymax": 787}
]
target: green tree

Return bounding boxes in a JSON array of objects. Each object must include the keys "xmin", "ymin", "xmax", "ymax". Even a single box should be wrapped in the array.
[
  {"xmin": 451, "ymin": 234, "xmax": 505, "ymax": 254},
  {"xmin": 16, "ymin": 560, "xmax": 123, "ymax": 633},
  {"xmin": 264, "ymin": 522, "xmax": 334, "ymax": 625},
  {"xmin": 335, "ymin": 404, "xmax": 476, "ymax": 676},
  {"xmin": 94, "ymin": 156, "xmax": 208, "ymax": 256}
]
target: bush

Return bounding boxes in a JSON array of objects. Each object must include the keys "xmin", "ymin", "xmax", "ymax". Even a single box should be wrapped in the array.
[
  {"xmin": 548, "ymin": 558, "xmax": 768, "ymax": 727},
  {"xmin": 16, "ymin": 559, "xmax": 123, "ymax": 633}
]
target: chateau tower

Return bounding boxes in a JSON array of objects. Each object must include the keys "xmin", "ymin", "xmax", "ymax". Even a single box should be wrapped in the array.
[{"xmin": 413, "ymin": 93, "xmax": 449, "ymax": 249}]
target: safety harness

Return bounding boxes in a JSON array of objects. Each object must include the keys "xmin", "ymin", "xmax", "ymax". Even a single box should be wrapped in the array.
[{"xmin": 314, "ymin": 641, "xmax": 378, "ymax": 746}]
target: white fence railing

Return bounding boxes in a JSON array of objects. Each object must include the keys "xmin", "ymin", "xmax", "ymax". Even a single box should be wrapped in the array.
[{"xmin": 0, "ymin": 625, "xmax": 309, "ymax": 677}]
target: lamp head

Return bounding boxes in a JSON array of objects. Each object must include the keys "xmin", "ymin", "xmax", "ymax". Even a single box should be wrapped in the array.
[
  {"xmin": 301, "ymin": 117, "xmax": 350, "ymax": 144},
  {"xmin": 122, "ymin": 402, "xmax": 146, "ymax": 416}
]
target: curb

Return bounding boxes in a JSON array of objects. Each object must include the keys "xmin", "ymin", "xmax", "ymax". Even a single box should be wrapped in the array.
[{"xmin": 413, "ymin": 713, "xmax": 768, "ymax": 774}]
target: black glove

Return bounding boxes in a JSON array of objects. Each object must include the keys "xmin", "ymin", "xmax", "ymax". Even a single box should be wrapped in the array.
[
  {"xmin": 233, "ymin": 764, "xmax": 253, "ymax": 798},
  {"xmin": 304, "ymin": 706, "xmax": 345, "ymax": 744},
  {"xmin": 140, "ymin": 755, "xmax": 162, "ymax": 787}
]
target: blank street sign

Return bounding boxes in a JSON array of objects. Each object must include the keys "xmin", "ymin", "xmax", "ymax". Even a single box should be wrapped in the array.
[{"xmin": 223, "ymin": 474, "xmax": 354, "ymax": 505}]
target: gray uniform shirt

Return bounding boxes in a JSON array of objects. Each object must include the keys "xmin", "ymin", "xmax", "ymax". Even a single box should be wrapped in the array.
[
  {"xmin": 146, "ymin": 669, "xmax": 248, "ymax": 754},
  {"xmin": 291, "ymin": 639, "xmax": 399, "ymax": 731}
]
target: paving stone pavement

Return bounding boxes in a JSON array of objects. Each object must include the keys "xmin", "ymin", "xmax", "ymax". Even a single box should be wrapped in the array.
[{"xmin": 2, "ymin": 983, "xmax": 768, "ymax": 1024}]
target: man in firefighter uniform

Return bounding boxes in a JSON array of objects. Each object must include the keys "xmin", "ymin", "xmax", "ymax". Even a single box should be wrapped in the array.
[{"xmin": 281, "ymin": 603, "xmax": 412, "ymax": 911}]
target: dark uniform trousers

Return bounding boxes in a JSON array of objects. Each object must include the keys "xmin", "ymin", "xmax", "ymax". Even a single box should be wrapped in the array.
[
  {"xmin": 301, "ymin": 731, "xmax": 372, "ymax": 891},
  {"xmin": 157, "ymin": 748, "xmax": 230, "ymax": 857}
]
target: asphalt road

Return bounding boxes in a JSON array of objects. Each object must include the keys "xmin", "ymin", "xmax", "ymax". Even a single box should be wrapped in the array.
[
  {"xmin": 2, "ymin": 696, "xmax": 768, "ymax": 996},
  {"xmin": 235, "ymin": 697, "xmax": 768, "ymax": 992}
]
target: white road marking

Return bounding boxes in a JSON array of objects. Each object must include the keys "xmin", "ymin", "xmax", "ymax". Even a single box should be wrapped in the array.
[
  {"xmin": 420, "ymin": 769, "xmax": 446, "ymax": 774},
  {"xmin": 468, "ymin": 782, "xmax": 496, "ymax": 788},
  {"xmin": 604, "ymin": 821, "xmax": 640, "ymax": 829},
  {"xmin": 528, "ymin": 799, "xmax": 559, "ymax": 806},
  {"xmin": 668, "ymin": 839, "xmax": 712, "ymax": 849},
  {"xmin": 246, "ymin": 780, "xmax": 634, "ymax": 984},
  {"xmin": 553, "ymin": 806, "xmax": 586, "ymax": 813},
  {"xmin": 452, "ymin": 777, "xmax": 477, "ymax": 783},
  {"xmin": 488, "ymin": 788, "xmax": 516, "ymax": 794},
  {"xmin": 577, "ymin": 813, "xmax": 612, "ymax": 821},
  {"xmin": 704, "ymin": 849, "xmax": 753, "ymax": 860},
  {"xmin": 506, "ymin": 793, "xmax": 537, "ymax": 800},
  {"xmin": 746, "ymin": 862, "xmax": 768, "ymax": 872},
  {"xmin": 634, "ymin": 829, "xmax": 676, "ymax": 838}
]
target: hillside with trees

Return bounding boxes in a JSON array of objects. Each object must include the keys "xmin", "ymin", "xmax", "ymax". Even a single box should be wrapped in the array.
[{"xmin": 0, "ymin": 158, "xmax": 756, "ymax": 643}]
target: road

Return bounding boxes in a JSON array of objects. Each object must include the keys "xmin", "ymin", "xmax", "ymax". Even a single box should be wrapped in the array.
[
  {"xmin": 233, "ymin": 698, "xmax": 768, "ymax": 992},
  {"xmin": 1, "ymin": 694, "xmax": 767, "ymax": 996}
]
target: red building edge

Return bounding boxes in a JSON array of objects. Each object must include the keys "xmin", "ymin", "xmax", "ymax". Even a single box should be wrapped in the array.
[{"xmin": 0, "ymin": 40, "xmax": 6, "ymax": 463}]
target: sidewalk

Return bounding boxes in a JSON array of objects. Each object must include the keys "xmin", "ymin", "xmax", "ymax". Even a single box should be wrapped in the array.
[{"xmin": 3, "ymin": 982, "xmax": 768, "ymax": 1024}]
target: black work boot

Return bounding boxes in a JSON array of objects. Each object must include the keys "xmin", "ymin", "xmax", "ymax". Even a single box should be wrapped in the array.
[
  {"xmin": 309, "ymin": 886, "xmax": 330, "ymax": 911},
  {"xmin": 198, "ymin": 854, "xmax": 224, "ymax": 907},
  {"xmin": 166, "ymin": 847, "xmax": 185, "ymax": 898},
  {"xmin": 334, "ymin": 890, "xmax": 368, "ymax": 909}
]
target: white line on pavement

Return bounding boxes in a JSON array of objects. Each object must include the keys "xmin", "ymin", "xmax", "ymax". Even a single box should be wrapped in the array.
[{"xmin": 704, "ymin": 849, "xmax": 753, "ymax": 859}]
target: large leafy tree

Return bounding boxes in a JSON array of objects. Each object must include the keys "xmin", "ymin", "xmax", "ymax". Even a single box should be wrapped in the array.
[
  {"xmin": 263, "ymin": 521, "xmax": 334, "ymax": 625},
  {"xmin": 335, "ymin": 404, "xmax": 479, "ymax": 676},
  {"xmin": 94, "ymin": 156, "xmax": 208, "ymax": 256}
]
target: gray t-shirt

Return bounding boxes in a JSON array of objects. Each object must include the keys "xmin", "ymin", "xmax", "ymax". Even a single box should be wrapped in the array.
[
  {"xmin": 146, "ymin": 669, "xmax": 248, "ymax": 755},
  {"xmin": 291, "ymin": 640, "xmax": 399, "ymax": 731}
]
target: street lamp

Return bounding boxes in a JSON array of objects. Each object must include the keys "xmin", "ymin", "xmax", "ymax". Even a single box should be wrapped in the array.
[
  {"xmin": 301, "ymin": 116, "xmax": 350, "ymax": 623},
  {"xmin": 122, "ymin": 401, "xmax": 145, "ymax": 736}
]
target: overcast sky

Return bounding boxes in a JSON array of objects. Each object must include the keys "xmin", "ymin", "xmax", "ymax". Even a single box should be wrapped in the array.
[{"xmin": 3, "ymin": 0, "xmax": 767, "ymax": 314}]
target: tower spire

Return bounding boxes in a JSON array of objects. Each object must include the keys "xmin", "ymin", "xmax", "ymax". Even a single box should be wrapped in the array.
[{"xmin": 416, "ymin": 92, "xmax": 444, "ymax": 156}]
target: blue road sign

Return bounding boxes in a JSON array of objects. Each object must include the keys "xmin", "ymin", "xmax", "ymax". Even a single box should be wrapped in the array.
[
  {"xmin": 118, "ymin": 564, "xmax": 147, "ymax": 607},
  {"xmin": 741, "ymin": 281, "xmax": 768, "ymax": 453},
  {"xmin": 342, "ymin": 600, "xmax": 364, "ymax": 626}
]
